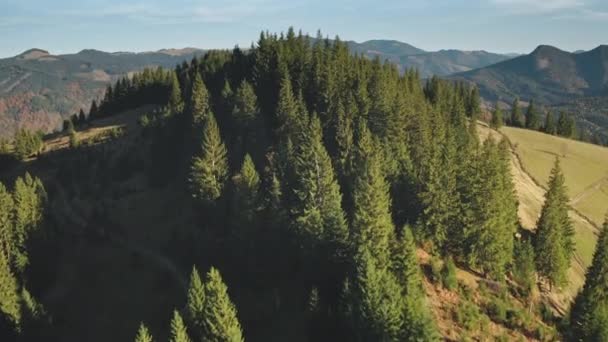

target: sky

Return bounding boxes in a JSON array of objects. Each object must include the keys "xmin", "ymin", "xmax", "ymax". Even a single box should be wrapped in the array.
[{"xmin": 1, "ymin": 0, "xmax": 607, "ymax": 58}]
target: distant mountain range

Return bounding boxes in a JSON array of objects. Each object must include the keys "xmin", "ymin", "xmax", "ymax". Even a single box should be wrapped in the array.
[
  {"xmin": 452, "ymin": 45, "xmax": 608, "ymax": 104},
  {"xmin": 345, "ymin": 40, "xmax": 515, "ymax": 77},
  {"xmin": 0, "ymin": 48, "xmax": 205, "ymax": 137}
]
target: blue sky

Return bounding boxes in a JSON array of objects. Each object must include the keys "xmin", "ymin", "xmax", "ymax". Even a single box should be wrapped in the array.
[{"xmin": 1, "ymin": 0, "xmax": 607, "ymax": 57}]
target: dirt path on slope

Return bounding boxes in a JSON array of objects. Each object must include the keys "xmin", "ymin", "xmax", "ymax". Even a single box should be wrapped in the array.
[{"xmin": 571, "ymin": 176, "xmax": 608, "ymax": 206}]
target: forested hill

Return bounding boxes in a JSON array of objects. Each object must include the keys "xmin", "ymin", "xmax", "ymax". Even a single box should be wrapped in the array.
[
  {"xmin": 0, "ymin": 29, "xmax": 602, "ymax": 341},
  {"xmin": 0, "ymin": 48, "xmax": 205, "ymax": 138},
  {"xmin": 452, "ymin": 44, "xmax": 608, "ymax": 104}
]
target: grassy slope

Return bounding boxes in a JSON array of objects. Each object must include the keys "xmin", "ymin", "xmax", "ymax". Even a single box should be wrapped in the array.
[{"xmin": 482, "ymin": 125, "xmax": 608, "ymax": 311}]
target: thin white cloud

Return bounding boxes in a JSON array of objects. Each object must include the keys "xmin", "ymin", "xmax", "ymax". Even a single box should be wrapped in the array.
[
  {"xmin": 52, "ymin": 0, "xmax": 294, "ymax": 24},
  {"xmin": 552, "ymin": 8, "xmax": 608, "ymax": 20},
  {"xmin": 492, "ymin": 0, "xmax": 585, "ymax": 13}
]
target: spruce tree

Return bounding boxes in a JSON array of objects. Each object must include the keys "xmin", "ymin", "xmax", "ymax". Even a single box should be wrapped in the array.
[
  {"xmin": 168, "ymin": 71, "xmax": 184, "ymax": 113},
  {"xmin": 544, "ymin": 110, "xmax": 557, "ymax": 135},
  {"xmin": 534, "ymin": 158, "xmax": 574, "ymax": 288},
  {"xmin": 391, "ymin": 227, "xmax": 439, "ymax": 340},
  {"xmin": 512, "ymin": 238, "xmax": 536, "ymax": 298},
  {"xmin": 89, "ymin": 100, "xmax": 98, "ymax": 119},
  {"xmin": 510, "ymin": 98, "xmax": 525, "ymax": 127},
  {"xmin": 0, "ymin": 251, "xmax": 20, "ymax": 326},
  {"xmin": 188, "ymin": 72, "xmax": 212, "ymax": 127},
  {"xmin": 275, "ymin": 72, "xmax": 299, "ymax": 142},
  {"xmin": 570, "ymin": 218, "xmax": 608, "ymax": 340},
  {"xmin": 169, "ymin": 310, "xmax": 192, "ymax": 342},
  {"xmin": 525, "ymin": 100, "xmax": 541, "ymax": 130},
  {"xmin": 232, "ymin": 80, "xmax": 259, "ymax": 127},
  {"xmin": 291, "ymin": 114, "xmax": 349, "ymax": 260},
  {"xmin": 351, "ymin": 121, "xmax": 394, "ymax": 269},
  {"xmin": 187, "ymin": 266, "xmax": 205, "ymax": 333},
  {"xmin": 190, "ymin": 113, "xmax": 229, "ymax": 202},
  {"xmin": 0, "ymin": 184, "xmax": 14, "ymax": 262},
  {"xmin": 353, "ymin": 248, "xmax": 403, "ymax": 342},
  {"xmin": 490, "ymin": 103, "xmax": 503, "ymax": 129},
  {"xmin": 201, "ymin": 267, "xmax": 244, "ymax": 342},
  {"xmin": 231, "ymin": 154, "xmax": 261, "ymax": 242},
  {"xmin": 134, "ymin": 323, "xmax": 153, "ymax": 342}
]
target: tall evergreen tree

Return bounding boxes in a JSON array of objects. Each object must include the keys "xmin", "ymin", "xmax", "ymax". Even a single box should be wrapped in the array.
[
  {"xmin": 291, "ymin": 114, "xmax": 349, "ymax": 261},
  {"xmin": 231, "ymin": 154, "xmax": 261, "ymax": 242},
  {"xmin": 168, "ymin": 71, "xmax": 184, "ymax": 113},
  {"xmin": 201, "ymin": 267, "xmax": 244, "ymax": 342},
  {"xmin": 352, "ymin": 248, "xmax": 403, "ymax": 342},
  {"xmin": 190, "ymin": 113, "xmax": 229, "ymax": 202},
  {"xmin": 0, "ymin": 251, "xmax": 20, "ymax": 326},
  {"xmin": 187, "ymin": 266, "xmax": 205, "ymax": 334},
  {"xmin": 0, "ymin": 184, "xmax": 14, "ymax": 263},
  {"xmin": 510, "ymin": 98, "xmax": 525, "ymax": 127},
  {"xmin": 351, "ymin": 121, "xmax": 394, "ymax": 269},
  {"xmin": 512, "ymin": 238, "xmax": 536, "ymax": 298},
  {"xmin": 490, "ymin": 103, "xmax": 503, "ymax": 129},
  {"xmin": 467, "ymin": 138, "xmax": 518, "ymax": 278},
  {"xmin": 544, "ymin": 110, "xmax": 557, "ymax": 135},
  {"xmin": 169, "ymin": 310, "xmax": 192, "ymax": 342},
  {"xmin": 89, "ymin": 100, "xmax": 98, "ymax": 119},
  {"xmin": 231, "ymin": 80, "xmax": 259, "ymax": 127},
  {"xmin": 525, "ymin": 100, "xmax": 541, "ymax": 130},
  {"xmin": 391, "ymin": 227, "xmax": 439, "ymax": 340},
  {"xmin": 570, "ymin": 218, "xmax": 608, "ymax": 341},
  {"xmin": 188, "ymin": 72, "xmax": 212, "ymax": 127},
  {"xmin": 534, "ymin": 158, "xmax": 574, "ymax": 288},
  {"xmin": 134, "ymin": 323, "xmax": 153, "ymax": 342}
]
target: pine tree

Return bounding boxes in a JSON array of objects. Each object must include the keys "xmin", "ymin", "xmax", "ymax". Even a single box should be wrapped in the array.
[
  {"xmin": 232, "ymin": 80, "xmax": 259, "ymax": 127},
  {"xmin": 570, "ymin": 218, "xmax": 608, "ymax": 340},
  {"xmin": 12, "ymin": 173, "xmax": 46, "ymax": 272},
  {"xmin": 189, "ymin": 72, "xmax": 212, "ymax": 127},
  {"xmin": 510, "ymin": 98, "xmax": 525, "ymax": 127},
  {"xmin": 391, "ymin": 227, "xmax": 439, "ymax": 340},
  {"xmin": 490, "ymin": 103, "xmax": 503, "ymax": 129},
  {"xmin": 351, "ymin": 121, "xmax": 394, "ymax": 269},
  {"xmin": 353, "ymin": 248, "xmax": 403, "ymax": 342},
  {"xmin": 231, "ymin": 154, "xmax": 261, "ymax": 241},
  {"xmin": 534, "ymin": 158, "xmax": 574, "ymax": 288},
  {"xmin": 467, "ymin": 87, "xmax": 481, "ymax": 119},
  {"xmin": 544, "ymin": 110, "xmax": 557, "ymax": 135},
  {"xmin": 78, "ymin": 109, "xmax": 86, "ymax": 124},
  {"xmin": 190, "ymin": 113, "xmax": 229, "ymax": 201},
  {"xmin": 458, "ymin": 138, "xmax": 518, "ymax": 278},
  {"xmin": 291, "ymin": 114, "xmax": 349, "ymax": 260},
  {"xmin": 275, "ymin": 72, "xmax": 299, "ymax": 141},
  {"xmin": 89, "ymin": 100, "xmax": 98, "ymax": 119},
  {"xmin": 557, "ymin": 112, "xmax": 576, "ymax": 138},
  {"xmin": 0, "ymin": 183, "xmax": 14, "ymax": 262},
  {"xmin": 0, "ymin": 251, "xmax": 20, "ymax": 326},
  {"xmin": 168, "ymin": 71, "xmax": 184, "ymax": 113},
  {"xmin": 525, "ymin": 100, "xmax": 541, "ymax": 130},
  {"xmin": 134, "ymin": 322, "xmax": 153, "ymax": 342},
  {"xmin": 187, "ymin": 266, "xmax": 205, "ymax": 333},
  {"xmin": 512, "ymin": 238, "xmax": 536, "ymax": 298},
  {"xmin": 201, "ymin": 267, "xmax": 244, "ymax": 342},
  {"xmin": 169, "ymin": 310, "xmax": 192, "ymax": 342}
]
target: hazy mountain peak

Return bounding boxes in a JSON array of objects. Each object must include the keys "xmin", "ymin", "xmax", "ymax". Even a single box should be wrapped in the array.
[{"xmin": 17, "ymin": 48, "xmax": 50, "ymax": 60}]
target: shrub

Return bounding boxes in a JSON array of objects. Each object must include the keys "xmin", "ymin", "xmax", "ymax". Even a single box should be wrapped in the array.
[
  {"xmin": 442, "ymin": 257, "xmax": 458, "ymax": 290},
  {"xmin": 455, "ymin": 300, "xmax": 483, "ymax": 331},
  {"xmin": 430, "ymin": 256, "xmax": 442, "ymax": 284},
  {"xmin": 487, "ymin": 297, "xmax": 508, "ymax": 324}
]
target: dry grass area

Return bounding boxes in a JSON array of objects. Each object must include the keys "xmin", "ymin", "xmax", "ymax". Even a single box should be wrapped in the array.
[
  {"xmin": 501, "ymin": 126, "xmax": 608, "ymax": 227},
  {"xmin": 478, "ymin": 123, "xmax": 601, "ymax": 312}
]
